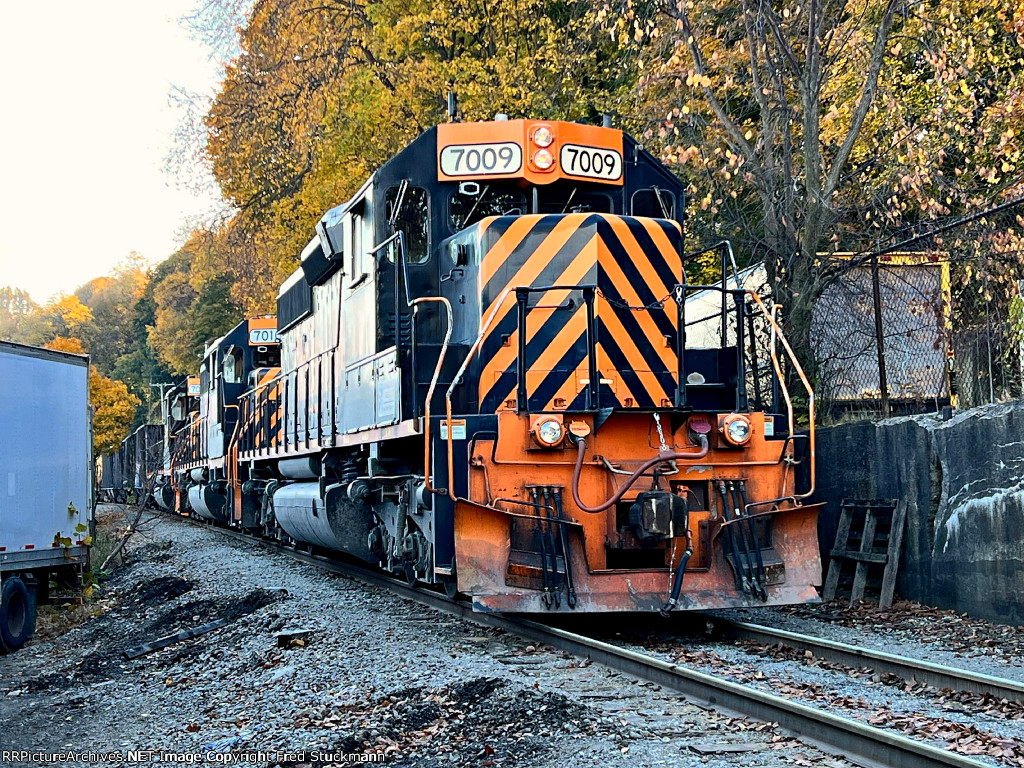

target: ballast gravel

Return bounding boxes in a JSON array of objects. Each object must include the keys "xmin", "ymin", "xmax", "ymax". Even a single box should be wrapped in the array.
[
  {"xmin": 0, "ymin": 512, "xmax": 856, "ymax": 768},
  {"xmin": 609, "ymin": 629, "xmax": 1024, "ymax": 767}
]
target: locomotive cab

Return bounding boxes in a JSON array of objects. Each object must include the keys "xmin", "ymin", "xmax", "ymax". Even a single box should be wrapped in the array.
[{"xmin": 167, "ymin": 317, "xmax": 280, "ymax": 525}]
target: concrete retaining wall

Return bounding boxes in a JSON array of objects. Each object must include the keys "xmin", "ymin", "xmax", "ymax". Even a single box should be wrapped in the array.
[{"xmin": 813, "ymin": 401, "xmax": 1024, "ymax": 625}]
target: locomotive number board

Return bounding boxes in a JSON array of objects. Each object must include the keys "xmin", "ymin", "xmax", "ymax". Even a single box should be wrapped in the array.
[
  {"xmin": 560, "ymin": 144, "xmax": 622, "ymax": 181},
  {"xmin": 249, "ymin": 327, "xmax": 279, "ymax": 345},
  {"xmin": 439, "ymin": 142, "xmax": 523, "ymax": 177},
  {"xmin": 247, "ymin": 317, "xmax": 280, "ymax": 346},
  {"xmin": 437, "ymin": 120, "xmax": 625, "ymax": 186}
]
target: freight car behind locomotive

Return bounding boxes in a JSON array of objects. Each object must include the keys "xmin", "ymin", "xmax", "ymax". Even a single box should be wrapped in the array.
[{"xmin": 98, "ymin": 423, "xmax": 164, "ymax": 504}]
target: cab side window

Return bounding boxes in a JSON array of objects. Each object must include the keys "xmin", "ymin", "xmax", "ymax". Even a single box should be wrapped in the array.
[
  {"xmin": 385, "ymin": 186, "xmax": 430, "ymax": 264},
  {"xmin": 348, "ymin": 203, "xmax": 367, "ymax": 286},
  {"xmin": 631, "ymin": 188, "xmax": 675, "ymax": 219},
  {"xmin": 222, "ymin": 346, "xmax": 244, "ymax": 384}
]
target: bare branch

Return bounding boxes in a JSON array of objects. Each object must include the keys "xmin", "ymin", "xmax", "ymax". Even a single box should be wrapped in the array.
[
  {"xmin": 672, "ymin": 5, "xmax": 765, "ymax": 183},
  {"xmin": 823, "ymin": 0, "xmax": 907, "ymax": 198}
]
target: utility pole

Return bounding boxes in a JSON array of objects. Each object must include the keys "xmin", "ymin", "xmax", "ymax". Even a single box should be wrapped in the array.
[{"xmin": 871, "ymin": 256, "xmax": 891, "ymax": 418}]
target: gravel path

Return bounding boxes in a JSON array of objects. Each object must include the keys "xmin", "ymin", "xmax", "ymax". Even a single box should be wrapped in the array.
[{"xmin": 1, "ymin": 513, "xmax": 855, "ymax": 768}]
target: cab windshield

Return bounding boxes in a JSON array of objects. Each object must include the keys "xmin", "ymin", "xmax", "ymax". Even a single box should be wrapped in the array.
[{"xmin": 449, "ymin": 184, "xmax": 527, "ymax": 230}]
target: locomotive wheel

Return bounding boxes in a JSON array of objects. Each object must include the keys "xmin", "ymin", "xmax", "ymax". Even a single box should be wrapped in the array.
[
  {"xmin": 0, "ymin": 577, "xmax": 36, "ymax": 653},
  {"xmin": 443, "ymin": 578, "xmax": 459, "ymax": 600},
  {"xmin": 403, "ymin": 563, "xmax": 417, "ymax": 585}
]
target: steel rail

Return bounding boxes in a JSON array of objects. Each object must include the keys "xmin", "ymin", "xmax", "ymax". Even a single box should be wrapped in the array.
[
  {"xmin": 170, "ymin": 515, "xmax": 988, "ymax": 768},
  {"xmin": 714, "ymin": 618, "xmax": 1024, "ymax": 703}
]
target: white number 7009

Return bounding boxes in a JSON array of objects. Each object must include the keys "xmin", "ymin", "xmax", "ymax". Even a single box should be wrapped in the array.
[{"xmin": 560, "ymin": 144, "xmax": 622, "ymax": 180}]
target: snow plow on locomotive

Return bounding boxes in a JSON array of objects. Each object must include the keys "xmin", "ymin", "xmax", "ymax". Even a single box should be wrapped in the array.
[{"xmin": 147, "ymin": 117, "xmax": 820, "ymax": 614}]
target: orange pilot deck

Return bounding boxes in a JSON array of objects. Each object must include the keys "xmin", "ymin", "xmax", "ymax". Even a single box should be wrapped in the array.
[{"xmin": 451, "ymin": 411, "xmax": 822, "ymax": 613}]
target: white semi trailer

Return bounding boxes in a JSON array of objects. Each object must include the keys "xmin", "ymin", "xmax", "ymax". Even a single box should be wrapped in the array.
[{"xmin": 0, "ymin": 341, "xmax": 92, "ymax": 652}]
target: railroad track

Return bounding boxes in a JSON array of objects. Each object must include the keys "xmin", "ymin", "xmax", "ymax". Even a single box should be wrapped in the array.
[
  {"xmin": 173, "ymin": 514, "xmax": 998, "ymax": 768},
  {"xmin": 712, "ymin": 618, "xmax": 1024, "ymax": 703}
]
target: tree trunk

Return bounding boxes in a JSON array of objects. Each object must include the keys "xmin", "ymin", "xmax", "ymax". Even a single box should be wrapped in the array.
[{"xmin": 761, "ymin": 211, "xmax": 820, "ymax": 402}]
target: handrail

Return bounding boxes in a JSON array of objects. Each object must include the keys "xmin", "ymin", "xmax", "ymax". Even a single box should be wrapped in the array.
[
  {"xmin": 168, "ymin": 413, "xmax": 208, "ymax": 469},
  {"xmin": 768, "ymin": 304, "xmax": 795, "ymax": 498},
  {"xmin": 769, "ymin": 304, "xmax": 795, "ymax": 438},
  {"xmin": 675, "ymin": 284, "xmax": 750, "ymax": 410},
  {"xmin": 681, "ymin": 240, "xmax": 743, "ymax": 287},
  {"xmin": 746, "ymin": 291, "xmax": 815, "ymax": 498},
  {"xmin": 235, "ymin": 232, "xmax": 438, "ymax": 463},
  {"xmin": 241, "ymin": 350, "xmax": 335, "ymax": 398},
  {"xmin": 681, "ymin": 240, "xmax": 742, "ymax": 352},
  {"xmin": 237, "ymin": 373, "xmax": 282, "ymax": 452},
  {"xmin": 512, "ymin": 284, "xmax": 600, "ymax": 411},
  {"xmin": 417, "ymin": 296, "xmax": 453, "ymax": 493},
  {"xmin": 238, "ymin": 345, "xmax": 337, "ymax": 453},
  {"xmin": 372, "ymin": 230, "xmax": 454, "ymax": 494},
  {"xmin": 445, "ymin": 285, "xmax": 515, "ymax": 495}
]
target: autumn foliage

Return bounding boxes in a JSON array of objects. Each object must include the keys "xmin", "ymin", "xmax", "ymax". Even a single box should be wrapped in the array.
[
  {"xmin": 602, "ymin": 0, "xmax": 1024, "ymax": 375},
  {"xmin": 5, "ymin": 0, "xmax": 1024, "ymax": 424},
  {"xmin": 4, "ymin": 261, "xmax": 153, "ymax": 455}
]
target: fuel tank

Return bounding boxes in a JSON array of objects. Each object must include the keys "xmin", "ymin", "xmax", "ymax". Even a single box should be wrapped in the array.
[
  {"xmin": 272, "ymin": 481, "xmax": 372, "ymax": 559},
  {"xmin": 153, "ymin": 483, "xmax": 175, "ymax": 511},
  {"xmin": 188, "ymin": 483, "xmax": 227, "ymax": 522}
]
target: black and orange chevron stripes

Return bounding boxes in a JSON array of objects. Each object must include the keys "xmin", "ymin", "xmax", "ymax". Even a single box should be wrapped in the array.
[
  {"xmin": 243, "ymin": 367, "xmax": 281, "ymax": 451},
  {"xmin": 475, "ymin": 213, "xmax": 682, "ymax": 413}
]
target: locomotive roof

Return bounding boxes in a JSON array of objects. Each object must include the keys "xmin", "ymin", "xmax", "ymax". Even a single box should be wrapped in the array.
[
  {"xmin": 203, "ymin": 316, "xmax": 250, "ymax": 357},
  {"xmin": 202, "ymin": 316, "xmax": 278, "ymax": 358}
]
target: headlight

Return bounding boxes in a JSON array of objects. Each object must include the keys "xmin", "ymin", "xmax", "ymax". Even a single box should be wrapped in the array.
[
  {"xmin": 720, "ymin": 414, "xmax": 752, "ymax": 446},
  {"xmin": 532, "ymin": 149, "xmax": 555, "ymax": 170},
  {"xmin": 727, "ymin": 419, "xmax": 751, "ymax": 443},
  {"xmin": 532, "ymin": 125, "xmax": 554, "ymax": 147},
  {"xmin": 535, "ymin": 418, "xmax": 564, "ymax": 447}
]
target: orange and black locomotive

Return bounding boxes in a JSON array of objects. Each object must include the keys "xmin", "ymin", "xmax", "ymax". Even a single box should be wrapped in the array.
[{"xmin": 149, "ymin": 117, "xmax": 821, "ymax": 613}]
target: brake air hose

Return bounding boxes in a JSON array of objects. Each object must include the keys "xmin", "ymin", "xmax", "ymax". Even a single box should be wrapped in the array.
[
  {"xmin": 571, "ymin": 434, "xmax": 709, "ymax": 514},
  {"xmin": 661, "ymin": 547, "xmax": 693, "ymax": 617}
]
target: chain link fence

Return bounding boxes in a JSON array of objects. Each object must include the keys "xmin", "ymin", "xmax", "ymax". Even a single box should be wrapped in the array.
[
  {"xmin": 687, "ymin": 244, "xmax": 1023, "ymax": 423},
  {"xmin": 814, "ymin": 254, "xmax": 1024, "ymax": 420},
  {"xmin": 951, "ymin": 284, "xmax": 1023, "ymax": 408},
  {"xmin": 812, "ymin": 254, "xmax": 955, "ymax": 420}
]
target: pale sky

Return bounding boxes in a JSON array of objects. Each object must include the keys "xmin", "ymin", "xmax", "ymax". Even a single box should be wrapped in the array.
[{"xmin": 0, "ymin": 1, "xmax": 226, "ymax": 303}]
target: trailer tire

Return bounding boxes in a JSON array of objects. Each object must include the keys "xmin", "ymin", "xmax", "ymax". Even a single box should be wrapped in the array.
[{"xmin": 0, "ymin": 577, "xmax": 36, "ymax": 653}]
